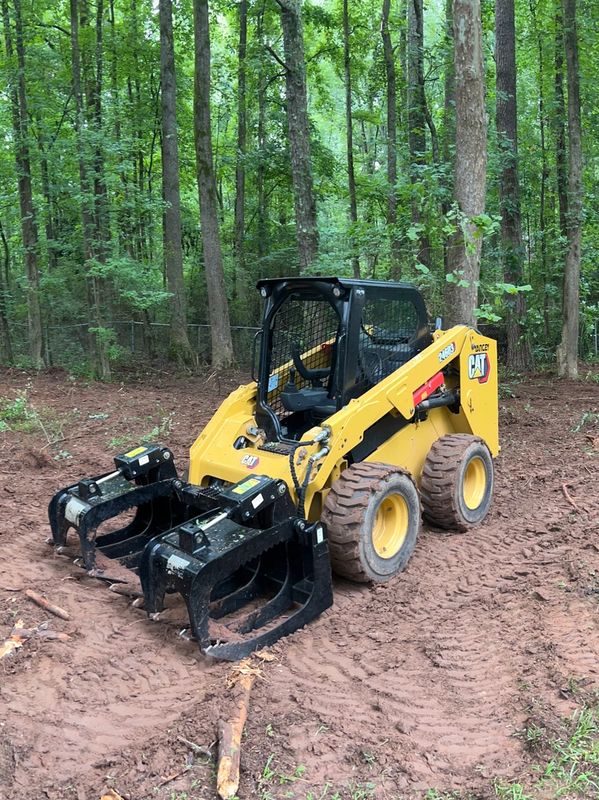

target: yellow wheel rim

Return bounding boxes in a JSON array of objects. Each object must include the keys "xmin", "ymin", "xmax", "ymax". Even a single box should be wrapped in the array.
[
  {"xmin": 372, "ymin": 495, "xmax": 409, "ymax": 559},
  {"xmin": 462, "ymin": 456, "xmax": 486, "ymax": 510}
]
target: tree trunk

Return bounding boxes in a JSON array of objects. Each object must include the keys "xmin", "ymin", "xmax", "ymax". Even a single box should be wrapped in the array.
[
  {"xmin": 530, "ymin": 0, "xmax": 551, "ymax": 338},
  {"xmin": 381, "ymin": 0, "xmax": 401, "ymax": 278},
  {"xmin": 93, "ymin": 0, "xmax": 110, "ymax": 262},
  {"xmin": 279, "ymin": 0, "xmax": 319, "ymax": 273},
  {"xmin": 495, "ymin": 0, "xmax": 533, "ymax": 370},
  {"xmin": 70, "ymin": 0, "xmax": 110, "ymax": 379},
  {"xmin": 343, "ymin": 0, "xmax": 360, "ymax": 278},
  {"xmin": 193, "ymin": 0, "xmax": 234, "ymax": 368},
  {"xmin": 0, "ymin": 219, "xmax": 12, "ymax": 363},
  {"xmin": 442, "ymin": 0, "xmax": 455, "ymax": 273},
  {"xmin": 256, "ymin": 6, "xmax": 268, "ymax": 264},
  {"xmin": 554, "ymin": 4, "xmax": 568, "ymax": 239},
  {"xmin": 2, "ymin": 0, "xmax": 44, "ymax": 367},
  {"xmin": 234, "ymin": 0, "xmax": 248, "ymax": 301},
  {"xmin": 34, "ymin": 111, "xmax": 58, "ymax": 274},
  {"xmin": 444, "ymin": 0, "xmax": 487, "ymax": 327},
  {"xmin": 443, "ymin": 0, "xmax": 455, "ymax": 164},
  {"xmin": 159, "ymin": 0, "xmax": 194, "ymax": 365},
  {"xmin": 407, "ymin": 0, "xmax": 431, "ymax": 268},
  {"xmin": 108, "ymin": 0, "xmax": 129, "ymax": 256},
  {"xmin": 557, "ymin": 0, "xmax": 582, "ymax": 378}
]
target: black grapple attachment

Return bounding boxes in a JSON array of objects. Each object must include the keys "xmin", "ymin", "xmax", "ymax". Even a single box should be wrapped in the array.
[{"xmin": 48, "ymin": 446, "xmax": 333, "ymax": 660}]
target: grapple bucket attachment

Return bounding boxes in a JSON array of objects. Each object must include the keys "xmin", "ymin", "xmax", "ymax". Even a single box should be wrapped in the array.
[
  {"xmin": 48, "ymin": 444, "xmax": 183, "ymax": 573},
  {"xmin": 47, "ymin": 446, "xmax": 333, "ymax": 660}
]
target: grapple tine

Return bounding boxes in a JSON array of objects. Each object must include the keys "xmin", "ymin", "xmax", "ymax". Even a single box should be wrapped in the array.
[{"xmin": 139, "ymin": 516, "xmax": 333, "ymax": 661}]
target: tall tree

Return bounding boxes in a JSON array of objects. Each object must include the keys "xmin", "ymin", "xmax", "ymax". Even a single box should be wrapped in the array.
[
  {"xmin": 495, "ymin": 0, "xmax": 532, "ymax": 370},
  {"xmin": 193, "ymin": 0, "xmax": 234, "ymax": 368},
  {"xmin": 381, "ymin": 0, "xmax": 401, "ymax": 278},
  {"xmin": 277, "ymin": 0, "xmax": 319, "ymax": 273},
  {"xmin": 557, "ymin": 0, "xmax": 582, "ymax": 378},
  {"xmin": 407, "ymin": 0, "xmax": 431, "ymax": 268},
  {"xmin": 444, "ymin": 0, "xmax": 487, "ymax": 327},
  {"xmin": 70, "ymin": 0, "xmax": 110, "ymax": 379},
  {"xmin": 442, "ymin": 0, "xmax": 455, "ymax": 273},
  {"xmin": 0, "ymin": 220, "xmax": 12, "ymax": 363},
  {"xmin": 158, "ymin": 0, "xmax": 194, "ymax": 365},
  {"xmin": 91, "ymin": 0, "xmax": 110, "ymax": 266},
  {"xmin": 554, "ymin": 5, "xmax": 568, "ymax": 239},
  {"xmin": 529, "ymin": 0, "xmax": 550, "ymax": 337},
  {"xmin": 2, "ymin": 0, "xmax": 44, "ymax": 367},
  {"xmin": 343, "ymin": 0, "xmax": 360, "ymax": 278},
  {"xmin": 256, "ymin": 4, "xmax": 268, "ymax": 263},
  {"xmin": 234, "ymin": 0, "xmax": 248, "ymax": 298},
  {"xmin": 443, "ymin": 0, "xmax": 455, "ymax": 163}
]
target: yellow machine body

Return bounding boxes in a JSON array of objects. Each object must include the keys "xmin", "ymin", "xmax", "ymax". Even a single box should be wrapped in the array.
[
  {"xmin": 48, "ymin": 276, "xmax": 500, "ymax": 659},
  {"xmin": 189, "ymin": 325, "xmax": 498, "ymax": 521}
]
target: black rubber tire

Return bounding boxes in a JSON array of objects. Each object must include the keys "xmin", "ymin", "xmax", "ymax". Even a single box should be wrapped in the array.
[
  {"xmin": 420, "ymin": 434, "xmax": 494, "ymax": 532},
  {"xmin": 321, "ymin": 462, "xmax": 421, "ymax": 583}
]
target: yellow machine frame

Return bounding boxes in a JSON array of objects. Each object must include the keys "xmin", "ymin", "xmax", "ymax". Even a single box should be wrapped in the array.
[{"xmin": 189, "ymin": 325, "xmax": 498, "ymax": 521}]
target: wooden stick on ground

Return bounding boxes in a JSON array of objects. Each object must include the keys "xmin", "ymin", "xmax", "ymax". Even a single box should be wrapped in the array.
[
  {"xmin": 100, "ymin": 790, "xmax": 125, "ymax": 800},
  {"xmin": 561, "ymin": 483, "xmax": 581, "ymax": 512},
  {"xmin": 23, "ymin": 589, "xmax": 70, "ymax": 620},
  {"xmin": 15, "ymin": 627, "xmax": 71, "ymax": 642},
  {"xmin": 109, "ymin": 583, "xmax": 144, "ymax": 599},
  {"xmin": 216, "ymin": 663, "xmax": 260, "ymax": 800}
]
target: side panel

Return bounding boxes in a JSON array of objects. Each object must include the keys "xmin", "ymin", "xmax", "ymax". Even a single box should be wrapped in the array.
[
  {"xmin": 459, "ymin": 329, "xmax": 499, "ymax": 456},
  {"xmin": 365, "ymin": 408, "xmax": 461, "ymax": 481}
]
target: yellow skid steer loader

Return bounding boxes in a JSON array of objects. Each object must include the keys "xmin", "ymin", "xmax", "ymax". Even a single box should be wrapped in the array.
[{"xmin": 48, "ymin": 277, "xmax": 498, "ymax": 659}]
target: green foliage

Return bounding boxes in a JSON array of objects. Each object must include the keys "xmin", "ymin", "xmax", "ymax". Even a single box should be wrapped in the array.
[
  {"xmin": 571, "ymin": 410, "xmax": 599, "ymax": 433},
  {"xmin": 0, "ymin": 0, "xmax": 596, "ymax": 373},
  {"xmin": 494, "ymin": 706, "xmax": 599, "ymax": 800},
  {"xmin": 0, "ymin": 392, "xmax": 31, "ymax": 428}
]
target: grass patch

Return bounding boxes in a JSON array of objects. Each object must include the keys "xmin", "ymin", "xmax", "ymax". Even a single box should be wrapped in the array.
[
  {"xmin": 256, "ymin": 756, "xmax": 376, "ymax": 800},
  {"xmin": 0, "ymin": 392, "xmax": 38, "ymax": 432},
  {"xmin": 0, "ymin": 390, "xmax": 68, "ymax": 447},
  {"xmin": 497, "ymin": 706, "xmax": 599, "ymax": 799},
  {"xmin": 108, "ymin": 410, "xmax": 175, "ymax": 450},
  {"xmin": 571, "ymin": 410, "xmax": 599, "ymax": 433}
]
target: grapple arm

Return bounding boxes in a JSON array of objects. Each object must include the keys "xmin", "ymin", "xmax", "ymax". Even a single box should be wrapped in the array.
[{"xmin": 47, "ymin": 448, "xmax": 333, "ymax": 660}]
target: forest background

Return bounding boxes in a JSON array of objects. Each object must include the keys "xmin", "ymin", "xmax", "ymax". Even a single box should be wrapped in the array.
[{"xmin": 0, "ymin": 0, "xmax": 596, "ymax": 379}]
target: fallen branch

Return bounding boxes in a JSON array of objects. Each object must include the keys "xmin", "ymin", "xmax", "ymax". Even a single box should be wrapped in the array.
[
  {"xmin": 561, "ymin": 483, "xmax": 581, "ymax": 512},
  {"xmin": 177, "ymin": 735, "xmax": 214, "ymax": 758},
  {"xmin": 156, "ymin": 765, "xmax": 190, "ymax": 787},
  {"xmin": 14, "ymin": 626, "xmax": 71, "ymax": 642},
  {"xmin": 100, "ymin": 790, "xmax": 125, "ymax": 800},
  {"xmin": 24, "ymin": 589, "xmax": 70, "ymax": 620},
  {"xmin": 217, "ymin": 660, "xmax": 262, "ymax": 800},
  {"xmin": 109, "ymin": 583, "xmax": 144, "ymax": 599}
]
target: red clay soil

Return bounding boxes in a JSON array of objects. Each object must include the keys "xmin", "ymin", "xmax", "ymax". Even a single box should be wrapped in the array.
[{"xmin": 0, "ymin": 366, "xmax": 598, "ymax": 800}]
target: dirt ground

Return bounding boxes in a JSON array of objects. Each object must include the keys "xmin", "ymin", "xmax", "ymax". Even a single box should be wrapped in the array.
[{"xmin": 0, "ymin": 365, "xmax": 598, "ymax": 800}]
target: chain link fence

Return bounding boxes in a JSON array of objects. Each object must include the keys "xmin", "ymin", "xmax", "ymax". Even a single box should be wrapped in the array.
[
  {"xmin": 10, "ymin": 321, "xmax": 260, "ymax": 369},
  {"xmin": 8, "ymin": 318, "xmax": 598, "ymax": 370}
]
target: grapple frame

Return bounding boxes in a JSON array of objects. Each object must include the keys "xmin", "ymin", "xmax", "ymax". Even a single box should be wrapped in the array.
[{"xmin": 48, "ymin": 444, "xmax": 333, "ymax": 660}]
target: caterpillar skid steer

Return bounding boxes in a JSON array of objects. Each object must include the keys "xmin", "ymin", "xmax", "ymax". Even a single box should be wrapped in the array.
[{"xmin": 48, "ymin": 277, "xmax": 499, "ymax": 660}]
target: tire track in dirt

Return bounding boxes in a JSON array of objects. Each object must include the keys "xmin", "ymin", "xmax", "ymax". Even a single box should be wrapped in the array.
[
  {"xmin": 1, "ymin": 370, "xmax": 598, "ymax": 799},
  {"xmin": 244, "ymin": 446, "xmax": 599, "ymax": 795},
  {"xmin": 0, "ymin": 517, "xmax": 227, "ymax": 795}
]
